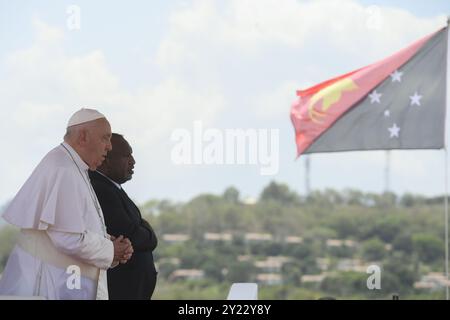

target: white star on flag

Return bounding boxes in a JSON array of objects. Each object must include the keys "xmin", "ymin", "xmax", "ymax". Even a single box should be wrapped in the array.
[
  {"xmin": 369, "ymin": 90, "xmax": 382, "ymax": 104},
  {"xmin": 290, "ymin": 27, "xmax": 447, "ymax": 156},
  {"xmin": 390, "ymin": 70, "xmax": 403, "ymax": 82},
  {"xmin": 410, "ymin": 92, "xmax": 423, "ymax": 106},
  {"xmin": 388, "ymin": 123, "xmax": 400, "ymax": 138}
]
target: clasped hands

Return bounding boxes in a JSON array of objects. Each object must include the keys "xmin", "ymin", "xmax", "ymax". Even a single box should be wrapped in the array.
[{"xmin": 111, "ymin": 235, "xmax": 134, "ymax": 264}]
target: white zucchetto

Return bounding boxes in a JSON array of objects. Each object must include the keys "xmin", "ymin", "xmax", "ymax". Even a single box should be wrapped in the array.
[{"xmin": 67, "ymin": 108, "xmax": 105, "ymax": 128}]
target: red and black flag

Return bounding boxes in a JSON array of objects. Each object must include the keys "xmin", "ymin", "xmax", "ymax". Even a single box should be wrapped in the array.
[{"xmin": 291, "ymin": 26, "xmax": 448, "ymax": 157}]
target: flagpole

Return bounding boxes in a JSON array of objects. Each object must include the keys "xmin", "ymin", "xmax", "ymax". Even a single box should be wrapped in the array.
[
  {"xmin": 385, "ymin": 151, "xmax": 390, "ymax": 193},
  {"xmin": 445, "ymin": 148, "xmax": 449, "ymax": 300},
  {"xmin": 445, "ymin": 16, "xmax": 450, "ymax": 301}
]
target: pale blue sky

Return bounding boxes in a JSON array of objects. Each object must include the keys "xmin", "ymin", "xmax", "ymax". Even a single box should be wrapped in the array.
[{"xmin": 0, "ymin": 0, "xmax": 449, "ymax": 209}]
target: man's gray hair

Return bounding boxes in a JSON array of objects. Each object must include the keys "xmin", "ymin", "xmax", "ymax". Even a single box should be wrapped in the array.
[
  {"xmin": 64, "ymin": 122, "xmax": 94, "ymax": 142},
  {"xmin": 64, "ymin": 126, "xmax": 77, "ymax": 142}
]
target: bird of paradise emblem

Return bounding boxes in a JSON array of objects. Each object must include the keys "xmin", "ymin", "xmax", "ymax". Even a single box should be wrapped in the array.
[{"xmin": 308, "ymin": 78, "xmax": 358, "ymax": 123}]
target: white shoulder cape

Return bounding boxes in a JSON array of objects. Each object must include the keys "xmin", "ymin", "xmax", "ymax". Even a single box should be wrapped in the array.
[{"xmin": 3, "ymin": 145, "xmax": 86, "ymax": 233}]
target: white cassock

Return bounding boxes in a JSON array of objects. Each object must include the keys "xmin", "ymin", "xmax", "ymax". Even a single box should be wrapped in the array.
[{"xmin": 0, "ymin": 142, "xmax": 115, "ymax": 300}]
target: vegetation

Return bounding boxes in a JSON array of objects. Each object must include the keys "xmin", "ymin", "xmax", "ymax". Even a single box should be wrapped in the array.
[{"xmin": 1, "ymin": 182, "xmax": 448, "ymax": 299}]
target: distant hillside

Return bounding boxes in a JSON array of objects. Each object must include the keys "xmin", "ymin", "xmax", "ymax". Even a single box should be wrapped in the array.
[
  {"xmin": 139, "ymin": 182, "xmax": 448, "ymax": 299},
  {"xmin": 0, "ymin": 182, "xmax": 448, "ymax": 299}
]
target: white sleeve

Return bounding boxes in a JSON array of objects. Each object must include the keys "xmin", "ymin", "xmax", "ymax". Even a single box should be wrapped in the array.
[{"xmin": 46, "ymin": 229, "xmax": 115, "ymax": 270}]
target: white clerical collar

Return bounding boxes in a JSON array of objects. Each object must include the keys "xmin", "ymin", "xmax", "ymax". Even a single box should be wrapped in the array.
[
  {"xmin": 95, "ymin": 170, "xmax": 122, "ymax": 189},
  {"xmin": 61, "ymin": 142, "xmax": 89, "ymax": 171}
]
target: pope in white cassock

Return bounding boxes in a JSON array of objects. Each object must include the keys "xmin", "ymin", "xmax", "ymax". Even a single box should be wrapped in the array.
[{"xmin": 0, "ymin": 108, "xmax": 133, "ymax": 300}]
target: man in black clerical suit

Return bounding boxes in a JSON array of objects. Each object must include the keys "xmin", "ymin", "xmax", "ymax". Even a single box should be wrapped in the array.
[{"xmin": 89, "ymin": 133, "xmax": 158, "ymax": 300}]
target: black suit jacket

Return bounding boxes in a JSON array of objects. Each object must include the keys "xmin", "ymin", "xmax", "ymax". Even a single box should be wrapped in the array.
[{"xmin": 89, "ymin": 170, "xmax": 158, "ymax": 300}]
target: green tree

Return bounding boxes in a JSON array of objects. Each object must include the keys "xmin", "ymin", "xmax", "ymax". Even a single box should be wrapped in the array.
[
  {"xmin": 363, "ymin": 216, "xmax": 405, "ymax": 243},
  {"xmin": 392, "ymin": 232, "xmax": 413, "ymax": 255},
  {"xmin": 226, "ymin": 261, "xmax": 256, "ymax": 283},
  {"xmin": 282, "ymin": 261, "xmax": 303, "ymax": 286},
  {"xmin": 260, "ymin": 181, "xmax": 300, "ymax": 204},
  {"xmin": 362, "ymin": 238, "xmax": 386, "ymax": 261},
  {"xmin": 381, "ymin": 252, "xmax": 417, "ymax": 294},
  {"xmin": 203, "ymin": 259, "xmax": 226, "ymax": 282},
  {"xmin": 400, "ymin": 193, "xmax": 425, "ymax": 207},
  {"xmin": 412, "ymin": 233, "xmax": 443, "ymax": 263},
  {"xmin": 223, "ymin": 186, "xmax": 240, "ymax": 204},
  {"xmin": 320, "ymin": 272, "xmax": 367, "ymax": 296}
]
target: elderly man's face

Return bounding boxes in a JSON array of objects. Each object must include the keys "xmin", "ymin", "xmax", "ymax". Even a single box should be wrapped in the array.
[
  {"xmin": 85, "ymin": 118, "xmax": 112, "ymax": 170},
  {"xmin": 105, "ymin": 136, "xmax": 135, "ymax": 184}
]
